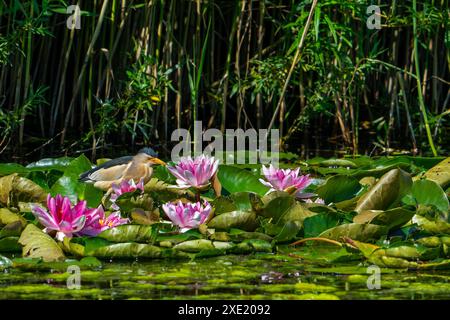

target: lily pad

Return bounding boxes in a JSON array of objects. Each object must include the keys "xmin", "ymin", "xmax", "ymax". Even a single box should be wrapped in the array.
[
  {"xmin": 415, "ymin": 157, "xmax": 450, "ymax": 188},
  {"xmin": 316, "ymin": 175, "xmax": 361, "ymax": 203},
  {"xmin": 319, "ymin": 223, "xmax": 387, "ymax": 242},
  {"xmin": 355, "ymin": 168, "xmax": 412, "ymax": 213},
  {"xmin": 0, "ymin": 236, "xmax": 21, "ymax": 252},
  {"xmin": 410, "ymin": 179, "xmax": 449, "ymax": 213},
  {"xmin": 97, "ymin": 225, "xmax": 154, "ymax": 243},
  {"xmin": 173, "ymin": 239, "xmax": 234, "ymax": 253},
  {"xmin": 353, "ymin": 207, "xmax": 416, "ymax": 230},
  {"xmin": 0, "ymin": 208, "xmax": 27, "ymax": 227},
  {"xmin": 217, "ymin": 165, "xmax": 269, "ymax": 196},
  {"xmin": 18, "ymin": 224, "xmax": 65, "ymax": 262},
  {"xmin": 50, "ymin": 155, "xmax": 103, "ymax": 207},
  {"xmin": 0, "ymin": 174, "xmax": 47, "ymax": 208},
  {"xmin": 207, "ymin": 210, "xmax": 258, "ymax": 231}
]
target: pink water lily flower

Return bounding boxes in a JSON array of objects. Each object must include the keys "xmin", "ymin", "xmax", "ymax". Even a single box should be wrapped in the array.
[
  {"xmin": 77, "ymin": 208, "xmax": 129, "ymax": 237},
  {"xmin": 32, "ymin": 194, "xmax": 129, "ymax": 240},
  {"xmin": 259, "ymin": 164, "xmax": 313, "ymax": 199},
  {"xmin": 167, "ymin": 155, "xmax": 219, "ymax": 189},
  {"xmin": 31, "ymin": 194, "xmax": 88, "ymax": 241},
  {"xmin": 110, "ymin": 178, "xmax": 145, "ymax": 210},
  {"xmin": 162, "ymin": 200, "xmax": 212, "ymax": 232}
]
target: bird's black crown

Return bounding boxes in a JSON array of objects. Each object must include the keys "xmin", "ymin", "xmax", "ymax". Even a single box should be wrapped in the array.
[{"xmin": 138, "ymin": 147, "xmax": 159, "ymax": 157}]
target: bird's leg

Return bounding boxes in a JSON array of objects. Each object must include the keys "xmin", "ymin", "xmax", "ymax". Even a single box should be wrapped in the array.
[{"xmin": 101, "ymin": 187, "xmax": 114, "ymax": 208}]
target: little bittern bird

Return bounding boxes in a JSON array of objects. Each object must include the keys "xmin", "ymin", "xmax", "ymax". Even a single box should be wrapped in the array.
[{"xmin": 79, "ymin": 147, "xmax": 166, "ymax": 191}]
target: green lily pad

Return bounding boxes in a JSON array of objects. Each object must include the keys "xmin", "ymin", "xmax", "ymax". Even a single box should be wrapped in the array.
[
  {"xmin": 410, "ymin": 179, "xmax": 449, "ymax": 213},
  {"xmin": 88, "ymin": 242, "xmax": 189, "ymax": 259},
  {"xmin": 208, "ymin": 210, "xmax": 257, "ymax": 231},
  {"xmin": 353, "ymin": 207, "xmax": 416, "ymax": 230},
  {"xmin": 316, "ymin": 175, "xmax": 362, "ymax": 203},
  {"xmin": 319, "ymin": 223, "xmax": 387, "ymax": 242},
  {"xmin": 50, "ymin": 155, "xmax": 103, "ymax": 207},
  {"xmin": 0, "ymin": 236, "xmax": 21, "ymax": 252},
  {"xmin": 173, "ymin": 239, "xmax": 234, "ymax": 253},
  {"xmin": 303, "ymin": 212, "xmax": 341, "ymax": 238},
  {"xmin": 18, "ymin": 224, "xmax": 65, "ymax": 262},
  {"xmin": 0, "ymin": 174, "xmax": 47, "ymax": 208},
  {"xmin": 217, "ymin": 165, "xmax": 269, "ymax": 196},
  {"xmin": 416, "ymin": 157, "xmax": 450, "ymax": 188},
  {"xmin": 355, "ymin": 168, "xmax": 412, "ymax": 213},
  {"xmin": 0, "ymin": 208, "xmax": 27, "ymax": 227},
  {"xmin": 97, "ymin": 225, "xmax": 154, "ymax": 243}
]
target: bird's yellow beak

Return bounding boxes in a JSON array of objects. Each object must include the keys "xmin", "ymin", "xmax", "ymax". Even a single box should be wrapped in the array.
[{"xmin": 149, "ymin": 157, "xmax": 166, "ymax": 166}]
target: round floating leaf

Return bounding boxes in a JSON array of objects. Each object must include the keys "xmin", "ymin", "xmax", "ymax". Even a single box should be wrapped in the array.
[
  {"xmin": 415, "ymin": 157, "xmax": 450, "ymax": 188},
  {"xmin": 207, "ymin": 210, "xmax": 257, "ymax": 231},
  {"xmin": 261, "ymin": 195, "xmax": 296, "ymax": 222},
  {"xmin": 412, "ymin": 214, "xmax": 450, "ymax": 234},
  {"xmin": 355, "ymin": 168, "xmax": 412, "ymax": 213},
  {"xmin": 303, "ymin": 213, "xmax": 341, "ymax": 238},
  {"xmin": 18, "ymin": 224, "xmax": 65, "ymax": 262},
  {"xmin": 213, "ymin": 196, "xmax": 238, "ymax": 215},
  {"xmin": 51, "ymin": 155, "xmax": 103, "ymax": 207},
  {"xmin": 88, "ymin": 242, "xmax": 188, "ymax": 259},
  {"xmin": 0, "ymin": 174, "xmax": 47, "ymax": 208},
  {"xmin": 0, "ymin": 221, "xmax": 26, "ymax": 239},
  {"xmin": 411, "ymin": 179, "xmax": 449, "ymax": 213},
  {"xmin": 0, "ymin": 236, "xmax": 21, "ymax": 252},
  {"xmin": 25, "ymin": 157, "xmax": 73, "ymax": 172},
  {"xmin": 319, "ymin": 223, "xmax": 387, "ymax": 242},
  {"xmin": 353, "ymin": 207, "xmax": 416, "ymax": 230},
  {"xmin": 316, "ymin": 175, "xmax": 361, "ymax": 203},
  {"xmin": 217, "ymin": 165, "xmax": 269, "ymax": 196},
  {"xmin": 97, "ymin": 225, "xmax": 154, "ymax": 243},
  {"xmin": 173, "ymin": 239, "xmax": 234, "ymax": 253},
  {"xmin": 0, "ymin": 163, "xmax": 30, "ymax": 176},
  {"xmin": 319, "ymin": 159, "xmax": 357, "ymax": 168},
  {"xmin": 0, "ymin": 208, "xmax": 27, "ymax": 227}
]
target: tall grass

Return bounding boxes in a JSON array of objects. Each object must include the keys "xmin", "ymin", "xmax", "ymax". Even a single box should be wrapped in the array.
[{"xmin": 0, "ymin": 0, "xmax": 448, "ymax": 161}]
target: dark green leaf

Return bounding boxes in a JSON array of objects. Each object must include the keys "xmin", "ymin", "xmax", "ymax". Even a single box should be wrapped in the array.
[
  {"xmin": 319, "ymin": 223, "xmax": 387, "ymax": 242},
  {"xmin": 208, "ymin": 210, "xmax": 257, "ymax": 231},
  {"xmin": 316, "ymin": 175, "xmax": 361, "ymax": 203},
  {"xmin": 411, "ymin": 179, "xmax": 449, "ymax": 213},
  {"xmin": 97, "ymin": 225, "xmax": 154, "ymax": 243},
  {"xmin": 217, "ymin": 165, "xmax": 269, "ymax": 196}
]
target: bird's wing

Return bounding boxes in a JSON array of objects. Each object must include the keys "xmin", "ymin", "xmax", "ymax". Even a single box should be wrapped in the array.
[{"xmin": 79, "ymin": 156, "xmax": 133, "ymax": 182}]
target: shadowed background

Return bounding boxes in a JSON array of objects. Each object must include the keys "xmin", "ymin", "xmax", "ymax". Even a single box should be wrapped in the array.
[{"xmin": 0, "ymin": 0, "xmax": 449, "ymax": 162}]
